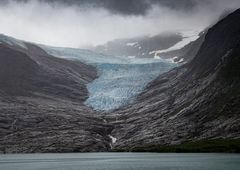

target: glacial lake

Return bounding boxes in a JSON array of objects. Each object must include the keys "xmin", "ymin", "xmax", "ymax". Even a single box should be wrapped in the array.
[{"xmin": 0, "ymin": 153, "xmax": 240, "ymax": 170}]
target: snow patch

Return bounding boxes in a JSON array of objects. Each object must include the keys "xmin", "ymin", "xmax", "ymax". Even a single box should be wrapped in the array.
[
  {"xmin": 151, "ymin": 30, "xmax": 200, "ymax": 57},
  {"xmin": 126, "ymin": 42, "xmax": 138, "ymax": 47},
  {"xmin": 128, "ymin": 56, "xmax": 136, "ymax": 59},
  {"xmin": 178, "ymin": 58, "xmax": 184, "ymax": 63}
]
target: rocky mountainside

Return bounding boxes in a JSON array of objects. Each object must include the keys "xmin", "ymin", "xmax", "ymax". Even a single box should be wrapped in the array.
[
  {"xmin": 0, "ymin": 41, "xmax": 112, "ymax": 153},
  {"xmin": 109, "ymin": 9, "xmax": 240, "ymax": 151},
  {"xmin": 0, "ymin": 9, "xmax": 240, "ymax": 153}
]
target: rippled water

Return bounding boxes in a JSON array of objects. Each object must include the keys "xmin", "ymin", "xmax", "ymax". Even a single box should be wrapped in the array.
[{"xmin": 1, "ymin": 153, "xmax": 240, "ymax": 170}]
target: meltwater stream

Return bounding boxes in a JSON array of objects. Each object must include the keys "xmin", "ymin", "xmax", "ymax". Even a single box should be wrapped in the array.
[{"xmin": 42, "ymin": 46, "xmax": 177, "ymax": 111}]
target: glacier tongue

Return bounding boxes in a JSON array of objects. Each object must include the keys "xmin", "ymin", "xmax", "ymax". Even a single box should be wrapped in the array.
[
  {"xmin": 85, "ymin": 62, "xmax": 176, "ymax": 111},
  {"xmin": 41, "ymin": 45, "xmax": 177, "ymax": 111}
]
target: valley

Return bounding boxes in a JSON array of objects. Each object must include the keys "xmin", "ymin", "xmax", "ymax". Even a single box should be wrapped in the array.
[{"xmin": 0, "ymin": 8, "xmax": 240, "ymax": 153}]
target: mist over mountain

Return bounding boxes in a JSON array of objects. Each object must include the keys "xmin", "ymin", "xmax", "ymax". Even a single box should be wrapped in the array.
[{"xmin": 0, "ymin": 0, "xmax": 240, "ymax": 47}]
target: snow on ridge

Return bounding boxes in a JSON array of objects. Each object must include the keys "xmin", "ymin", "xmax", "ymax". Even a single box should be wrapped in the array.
[{"xmin": 150, "ymin": 30, "xmax": 201, "ymax": 58}]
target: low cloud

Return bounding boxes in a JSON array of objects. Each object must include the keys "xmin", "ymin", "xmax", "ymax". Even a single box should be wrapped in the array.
[{"xmin": 0, "ymin": 0, "xmax": 239, "ymax": 48}]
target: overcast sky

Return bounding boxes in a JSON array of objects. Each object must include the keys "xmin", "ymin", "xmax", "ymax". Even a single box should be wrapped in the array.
[{"xmin": 0, "ymin": 0, "xmax": 240, "ymax": 47}]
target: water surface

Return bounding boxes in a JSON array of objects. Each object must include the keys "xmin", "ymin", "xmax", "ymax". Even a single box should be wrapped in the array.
[{"xmin": 1, "ymin": 153, "xmax": 240, "ymax": 170}]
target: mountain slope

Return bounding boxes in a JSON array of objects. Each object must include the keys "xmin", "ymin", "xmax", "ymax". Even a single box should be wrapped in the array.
[
  {"xmin": 109, "ymin": 9, "xmax": 240, "ymax": 151},
  {"xmin": 0, "ymin": 44, "xmax": 38, "ymax": 96},
  {"xmin": 93, "ymin": 30, "xmax": 201, "ymax": 62},
  {"xmin": 0, "ymin": 41, "xmax": 112, "ymax": 153}
]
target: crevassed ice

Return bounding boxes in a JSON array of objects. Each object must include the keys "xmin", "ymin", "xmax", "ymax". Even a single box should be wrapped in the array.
[
  {"xmin": 85, "ymin": 62, "xmax": 176, "ymax": 111},
  {"xmin": 42, "ymin": 45, "xmax": 177, "ymax": 111}
]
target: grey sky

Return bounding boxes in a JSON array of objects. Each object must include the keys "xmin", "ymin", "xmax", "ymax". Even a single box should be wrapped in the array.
[
  {"xmin": 0, "ymin": 0, "xmax": 239, "ymax": 47},
  {"xmin": 1, "ymin": 0, "xmax": 199, "ymax": 15},
  {"xmin": 40, "ymin": 0, "xmax": 198, "ymax": 15}
]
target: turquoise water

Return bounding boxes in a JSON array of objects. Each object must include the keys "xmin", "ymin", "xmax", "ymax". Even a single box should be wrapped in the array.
[{"xmin": 0, "ymin": 153, "xmax": 240, "ymax": 170}]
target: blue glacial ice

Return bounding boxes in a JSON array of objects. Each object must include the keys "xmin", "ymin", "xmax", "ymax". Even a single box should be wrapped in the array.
[
  {"xmin": 85, "ymin": 62, "xmax": 176, "ymax": 111},
  {"xmin": 39, "ymin": 45, "xmax": 128, "ymax": 64},
  {"xmin": 41, "ymin": 45, "xmax": 177, "ymax": 111}
]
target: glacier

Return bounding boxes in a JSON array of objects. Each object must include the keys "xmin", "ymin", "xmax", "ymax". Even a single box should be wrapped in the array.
[
  {"xmin": 85, "ymin": 62, "xmax": 176, "ymax": 111},
  {"xmin": 0, "ymin": 34, "xmax": 178, "ymax": 111},
  {"xmin": 42, "ymin": 45, "xmax": 177, "ymax": 111}
]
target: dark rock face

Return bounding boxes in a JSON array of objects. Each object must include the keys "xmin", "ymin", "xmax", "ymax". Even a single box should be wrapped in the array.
[
  {"xmin": 0, "ymin": 45, "xmax": 39, "ymax": 95},
  {"xmin": 0, "ymin": 43, "xmax": 97, "ymax": 102},
  {"xmin": 108, "ymin": 9, "xmax": 240, "ymax": 150},
  {"xmin": 0, "ymin": 43, "xmax": 113, "ymax": 153},
  {"xmin": 189, "ymin": 10, "xmax": 240, "ymax": 75}
]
